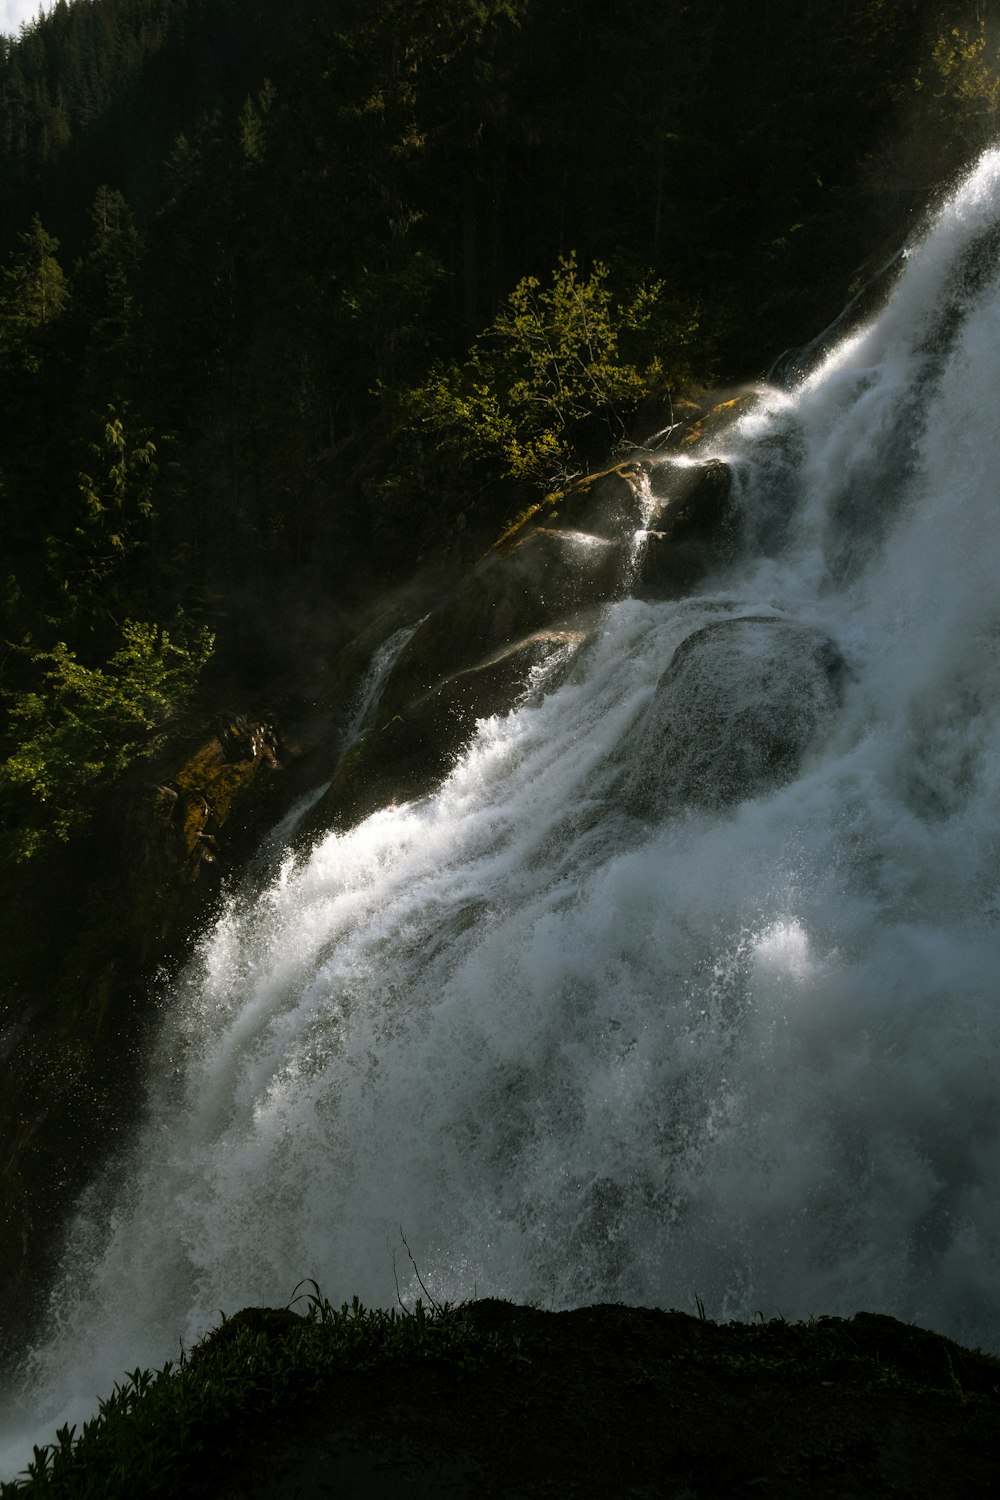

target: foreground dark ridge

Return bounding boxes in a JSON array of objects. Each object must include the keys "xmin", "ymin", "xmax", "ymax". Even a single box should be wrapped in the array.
[{"xmin": 5, "ymin": 1297, "xmax": 998, "ymax": 1498}]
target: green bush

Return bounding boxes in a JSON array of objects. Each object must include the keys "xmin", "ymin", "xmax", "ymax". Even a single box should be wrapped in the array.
[
  {"xmin": 401, "ymin": 252, "xmax": 698, "ymax": 490},
  {"xmin": 0, "ymin": 616, "xmax": 213, "ymax": 862}
]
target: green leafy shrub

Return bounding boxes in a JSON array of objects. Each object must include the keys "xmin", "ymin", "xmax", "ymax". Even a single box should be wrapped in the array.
[
  {"xmin": 907, "ymin": 13, "xmax": 1000, "ymax": 172},
  {"xmin": 0, "ymin": 616, "xmax": 214, "ymax": 862},
  {"xmin": 401, "ymin": 252, "xmax": 697, "ymax": 490},
  {"xmin": 929, "ymin": 16, "xmax": 1000, "ymax": 117}
]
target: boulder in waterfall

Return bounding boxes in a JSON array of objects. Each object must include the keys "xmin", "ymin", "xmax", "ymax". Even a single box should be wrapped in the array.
[
  {"xmin": 619, "ymin": 615, "xmax": 845, "ymax": 816},
  {"xmin": 305, "ymin": 516, "xmax": 634, "ymax": 835},
  {"xmin": 539, "ymin": 460, "xmax": 650, "ymax": 540},
  {"xmin": 376, "ymin": 526, "xmax": 625, "ymax": 719},
  {"xmin": 496, "ymin": 462, "xmax": 650, "ymax": 547},
  {"xmin": 308, "ymin": 627, "xmax": 587, "ymax": 832},
  {"xmin": 633, "ymin": 458, "xmax": 734, "ymax": 599},
  {"xmin": 676, "ymin": 392, "xmax": 760, "ymax": 449},
  {"xmin": 305, "ymin": 449, "xmax": 754, "ymax": 840}
]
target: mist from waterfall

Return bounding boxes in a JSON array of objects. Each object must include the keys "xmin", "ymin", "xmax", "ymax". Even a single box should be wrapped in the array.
[{"xmin": 5, "ymin": 150, "xmax": 1000, "ymax": 1471}]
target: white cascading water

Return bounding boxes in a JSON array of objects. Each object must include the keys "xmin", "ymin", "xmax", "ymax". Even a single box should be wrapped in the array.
[{"xmin": 5, "ymin": 151, "xmax": 1000, "ymax": 1469}]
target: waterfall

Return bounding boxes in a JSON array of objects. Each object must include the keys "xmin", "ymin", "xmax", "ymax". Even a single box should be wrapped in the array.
[{"xmin": 5, "ymin": 150, "xmax": 1000, "ymax": 1469}]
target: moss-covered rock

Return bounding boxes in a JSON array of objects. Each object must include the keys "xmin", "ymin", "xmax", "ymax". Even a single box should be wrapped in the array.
[
  {"xmin": 152, "ymin": 716, "xmax": 283, "ymax": 874},
  {"xmin": 537, "ymin": 461, "xmax": 650, "ymax": 540},
  {"xmin": 677, "ymin": 392, "xmax": 760, "ymax": 449}
]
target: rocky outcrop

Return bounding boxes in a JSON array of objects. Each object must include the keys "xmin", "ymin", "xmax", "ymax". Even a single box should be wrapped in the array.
[
  {"xmin": 634, "ymin": 456, "xmax": 735, "ymax": 598},
  {"xmin": 379, "ymin": 525, "xmax": 626, "ymax": 714},
  {"xmin": 306, "ymin": 516, "xmax": 627, "ymax": 833},
  {"xmin": 308, "ymin": 399, "xmax": 753, "ymax": 838},
  {"xmin": 315, "ymin": 626, "xmax": 588, "ymax": 830},
  {"xmin": 151, "ymin": 715, "xmax": 284, "ymax": 874},
  {"xmin": 530, "ymin": 459, "xmax": 651, "ymax": 538}
]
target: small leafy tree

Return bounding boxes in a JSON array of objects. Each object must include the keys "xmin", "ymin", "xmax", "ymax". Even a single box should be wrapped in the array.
[
  {"xmin": 401, "ymin": 253, "xmax": 697, "ymax": 489},
  {"xmin": 911, "ymin": 14, "xmax": 1000, "ymax": 166},
  {"xmin": 930, "ymin": 18, "xmax": 1000, "ymax": 115},
  {"xmin": 0, "ymin": 617, "xmax": 214, "ymax": 862}
]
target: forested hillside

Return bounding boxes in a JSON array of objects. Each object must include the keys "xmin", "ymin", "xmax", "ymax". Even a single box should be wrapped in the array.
[
  {"xmin": 1, "ymin": 0, "xmax": 996, "ymax": 849},
  {"xmin": 2, "ymin": 0, "xmax": 1000, "ymax": 1341}
]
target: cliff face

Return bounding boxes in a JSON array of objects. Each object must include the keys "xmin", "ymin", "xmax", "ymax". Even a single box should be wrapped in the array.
[{"xmin": 0, "ymin": 710, "xmax": 293, "ymax": 1344}]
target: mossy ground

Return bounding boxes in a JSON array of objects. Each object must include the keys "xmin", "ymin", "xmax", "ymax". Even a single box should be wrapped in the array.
[{"xmin": 4, "ymin": 1296, "xmax": 998, "ymax": 1498}]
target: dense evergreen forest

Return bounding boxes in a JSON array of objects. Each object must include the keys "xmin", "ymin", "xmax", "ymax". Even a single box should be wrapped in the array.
[{"xmin": 2, "ymin": 0, "xmax": 1000, "ymax": 1336}]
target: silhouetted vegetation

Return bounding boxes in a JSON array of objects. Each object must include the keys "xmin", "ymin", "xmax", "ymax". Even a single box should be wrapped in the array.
[{"xmin": 3, "ymin": 1294, "xmax": 998, "ymax": 1497}]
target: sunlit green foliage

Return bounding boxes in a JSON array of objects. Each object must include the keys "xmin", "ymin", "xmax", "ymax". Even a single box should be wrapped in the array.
[
  {"xmin": 919, "ymin": 13, "xmax": 1000, "ymax": 160},
  {"xmin": 0, "ymin": 617, "xmax": 213, "ymax": 862},
  {"xmin": 930, "ymin": 16, "xmax": 1000, "ymax": 112},
  {"xmin": 402, "ymin": 254, "xmax": 697, "ymax": 487}
]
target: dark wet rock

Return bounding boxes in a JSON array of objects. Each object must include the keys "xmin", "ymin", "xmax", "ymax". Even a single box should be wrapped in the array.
[
  {"xmin": 540, "ymin": 460, "xmax": 650, "ymax": 540},
  {"xmin": 378, "ymin": 527, "xmax": 625, "ymax": 719},
  {"xmin": 308, "ymin": 627, "xmax": 587, "ymax": 832},
  {"xmin": 302, "ymin": 524, "xmax": 624, "ymax": 833},
  {"xmin": 619, "ymin": 615, "xmax": 845, "ymax": 816},
  {"xmin": 634, "ymin": 457, "xmax": 734, "ymax": 598}
]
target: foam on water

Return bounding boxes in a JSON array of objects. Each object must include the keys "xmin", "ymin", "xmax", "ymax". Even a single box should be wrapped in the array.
[{"xmin": 5, "ymin": 152, "xmax": 1000, "ymax": 1473}]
